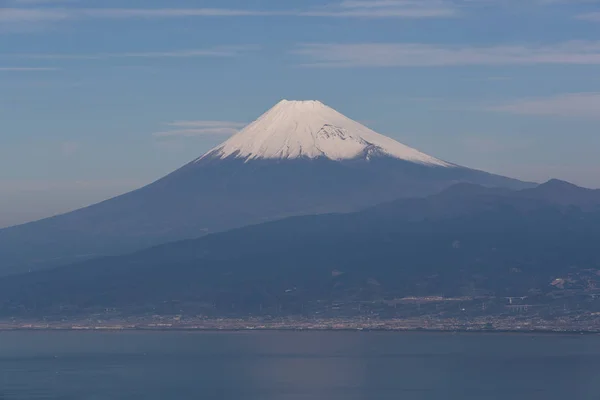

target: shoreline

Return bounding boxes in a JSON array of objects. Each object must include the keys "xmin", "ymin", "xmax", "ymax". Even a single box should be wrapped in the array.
[
  {"xmin": 1, "ymin": 326, "xmax": 598, "ymax": 335},
  {"xmin": 3, "ymin": 315, "xmax": 599, "ymax": 335}
]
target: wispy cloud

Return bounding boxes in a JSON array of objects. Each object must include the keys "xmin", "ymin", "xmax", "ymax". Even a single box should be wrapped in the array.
[
  {"xmin": 539, "ymin": 0, "xmax": 600, "ymax": 3},
  {"xmin": 73, "ymin": 8, "xmax": 281, "ymax": 19},
  {"xmin": 0, "ymin": 8, "xmax": 69, "ymax": 22},
  {"xmin": 0, "ymin": 2, "xmax": 458, "ymax": 26},
  {"xmin": 3, "ymin": 0, "xmax": 593, "ymax": 27},
  {"xmin": 294, "ymin": 41, "xmax": 600, "ymax": 67},
  {"xmin": 0, "ymin": 66, "xmax": 58, "ymax": 71},
  {"xmin": 168, "ymin": 121, "xmax": 247, "ymax": 128},
  {"xmin": 0, "ymin": 7, "xmax": 70, "ymax": 32},
  {"xmin": 153, "ymin": 128, "xmax": 240, "ymax": 137},
  {"xmin": 489, "ymin": 92, "xmax": 600, "ymax": 118},
  {"xmin": 302, "ymin": 0, "xmax": 457, "ymax": 17},
  {"xmin": 5, "ymin": 46, "xmax": 256, "ymax": 60},
  {"xmin": 153, "ymin": 120, "xmax": 246, "ymax": 138},
  {"xmin": 0, "ymin": 7, "xmax": 264, "ymax": 26},
  {"xmin": 456, "ymin": 0, "xmax": 600, "ymax": 5},
  {"xmin": 10, "ymin": 0, "xmax": 77, "ymax": 4},
  {"xmin": 577, "ymin": 12, "xmax": 600, "ymax": 21},
  {"xmin": 340, "ymin": 1, "xmax": 421, "ymax": 7},
  {"xmin": 13, "ymin": 0, "xmax": 78, "ymax": 3}
]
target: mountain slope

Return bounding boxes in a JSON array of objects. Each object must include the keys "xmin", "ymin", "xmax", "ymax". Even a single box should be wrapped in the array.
[
  {"xmin": 0, "ymin": 100, "xmax": 531, "ymax": 275},
  {"xmin": 0, "ymin": 181, "xmax": 598, "ymax": 317}
]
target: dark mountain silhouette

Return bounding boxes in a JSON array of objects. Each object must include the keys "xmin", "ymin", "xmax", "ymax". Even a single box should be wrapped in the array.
[
  {"xmin": 518, "ymin": 179, "xmax": 600, "ymax": 209},
  {"xmin": 0, "ymin": 180, "xmax": 598, "ymax": 317}
]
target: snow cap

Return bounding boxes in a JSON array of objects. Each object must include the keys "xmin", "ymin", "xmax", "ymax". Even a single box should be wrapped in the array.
[{"xmin": 198, "ymin": 99, "xmax": 451, "ymax": 167}]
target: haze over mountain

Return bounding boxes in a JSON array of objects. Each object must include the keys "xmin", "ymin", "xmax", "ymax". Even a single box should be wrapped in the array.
[
  {"xmin": 1, "ymin": 180, "xmax": 599, "ymax": 317},
  {"xmin": 0, "ymin": 100, "xmax": 530, "ymax": 275}
]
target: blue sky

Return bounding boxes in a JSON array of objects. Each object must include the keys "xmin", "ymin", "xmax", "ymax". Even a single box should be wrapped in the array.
[{"xmin": 2, "ymin": 0, "xmax": 600, "ymax": 227}]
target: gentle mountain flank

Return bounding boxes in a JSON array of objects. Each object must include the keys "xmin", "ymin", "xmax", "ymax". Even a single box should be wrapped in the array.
[
  {"xmin": 0, "ymin": 100, "xmax": 531, "ymax": 275},
  {"xmin": 0, "ymin": 181, "xmax": 598, "ymax": 317}
]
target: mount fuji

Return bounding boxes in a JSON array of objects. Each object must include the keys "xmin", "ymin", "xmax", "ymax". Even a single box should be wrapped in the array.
[{"xmin": 0, "ymin": 100, "xmax": 531, "ymax": 274}]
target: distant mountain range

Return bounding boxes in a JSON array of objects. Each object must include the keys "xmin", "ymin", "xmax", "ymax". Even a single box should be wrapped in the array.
[
  {"xmin": 0, "ymin": 100, "xmax": 530, "ymax": 275},
  {"xmin": 1, "ymin": 179, "xmax": 599, "ymax": 317}
]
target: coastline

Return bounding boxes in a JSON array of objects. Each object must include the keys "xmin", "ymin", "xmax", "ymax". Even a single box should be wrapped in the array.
[
  {"xmin": 2, "ymin": 314, "xmax": 599, "ymax": 335},
  {"xmin": 1, "ymin": 326, "xmax": 598, "ymax": 335}
]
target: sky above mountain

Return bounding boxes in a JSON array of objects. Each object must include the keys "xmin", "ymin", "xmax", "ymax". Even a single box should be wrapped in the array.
[{"xmin": 2, "ymin": 0, "xmax": 600, "ymax": 227}]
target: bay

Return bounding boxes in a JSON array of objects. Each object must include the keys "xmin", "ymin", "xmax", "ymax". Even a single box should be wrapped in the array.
[{"xmin": 0, "ymin": 331, "xmax": 599, "ymax": 400}]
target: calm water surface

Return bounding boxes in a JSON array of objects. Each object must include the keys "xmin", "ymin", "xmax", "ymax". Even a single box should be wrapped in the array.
[{"xmin": 0, "ymin": 331, "xmax": 599, "ymax": 399}]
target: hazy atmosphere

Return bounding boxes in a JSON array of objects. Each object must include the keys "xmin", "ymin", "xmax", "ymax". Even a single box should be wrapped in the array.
[
  {"xmin": 2, "ymin": 0, "xmax": 600, "ymax": 228},
  {"xmin": 3, "ymin": 3, "xmax": 600, "ymax": 397}
]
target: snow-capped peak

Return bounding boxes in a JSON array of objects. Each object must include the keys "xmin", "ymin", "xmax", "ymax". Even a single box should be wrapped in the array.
[{"xmin": 198, "ymin": 100, "xmax": 451, "ymax": 167}]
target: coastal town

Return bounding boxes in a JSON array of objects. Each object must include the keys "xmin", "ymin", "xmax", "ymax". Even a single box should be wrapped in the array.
[
  {"xmin": 3, "ymin": 315, "xmax": 600, "ymax": 334},
  {"xmin": 3, "ymin": 291, "xmax": 600, "ymax": 334}
]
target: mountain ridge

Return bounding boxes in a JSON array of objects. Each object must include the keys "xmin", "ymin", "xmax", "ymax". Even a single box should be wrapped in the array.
[
  {"xmin": 0, "ymin": 180, "xmax": 598, "ymax": 317},
  {"xmin": 0, "ymin": 101, "xmax": 532, "ymax": 275}
]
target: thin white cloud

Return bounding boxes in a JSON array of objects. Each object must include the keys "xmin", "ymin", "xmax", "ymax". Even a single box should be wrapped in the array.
[
  {"xmin": 334, "ymin": 0, "xmax": 457, "ymax": 16},
  {"xmin": 337, "ymin": 0, "xmax": 598, "ymax": 10},
  {"xmin": 294, "ymin": 41, "xmax": 600, "ymax": 67},
  {"xmin": 153, "ymin": 120, "xmax": 247, "ymax": 138},
  {"xmin": 74, "ymin": 8, "xmax": 279, "ymax": 18},
  {"xmin": 168, "ymin": 120, "xmax": 247, "ymax": 129},
  {"xmin": 0, "ymin": 2, "xmax": 458, "ymax": 25},
  {"xmin": 79, "ymin": 5, "xmax": 457, "ymax": 18},
  {"xmin": 11, "ymin": 0, "xmax": 78, "ymax": 3},
  {"xmin": 153, "ymin": 128, "xmax": 240, "ymax": 137},
  {"xmin": 301, "ymin": 0, "xmax": 457, "ymax": 17},
  {"xmin": 489, "ymin": 92, "xmax": 600, "ymax": 118},
  {"xmin": 541, "ymin": 0, "xmax": 600, "ymax": 3},
  {"xmin": 460, "ymin": 0, "xmax": 600, "ymax": 4},
  {"xmin": 0, "ymin": 7, "xmax": 271, "ymax": 25},
  {"xmin": 2, "ymin": 0, "xmax": 591, "ymax": 27},
  {"xmin": 341, "ymin": 1, "xmax": 422, "ymax": 7},
  {"xmin": 577, "ymin": 12, "xmax": 600, "ymax": 21},
  {"xmin": 0, "ymin": 8, "xmax": 69, "ymax": 22},
  {"xmin": 299, "ymin": 9, "xmax": 455, "ymax": 17},
  {"xmin": 0, "ymin": 66, "xmax": 58, "ymax": 71},
  {"xmin": 6, "ymin": 47, "xmax": 256, "ymax": 60}
]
